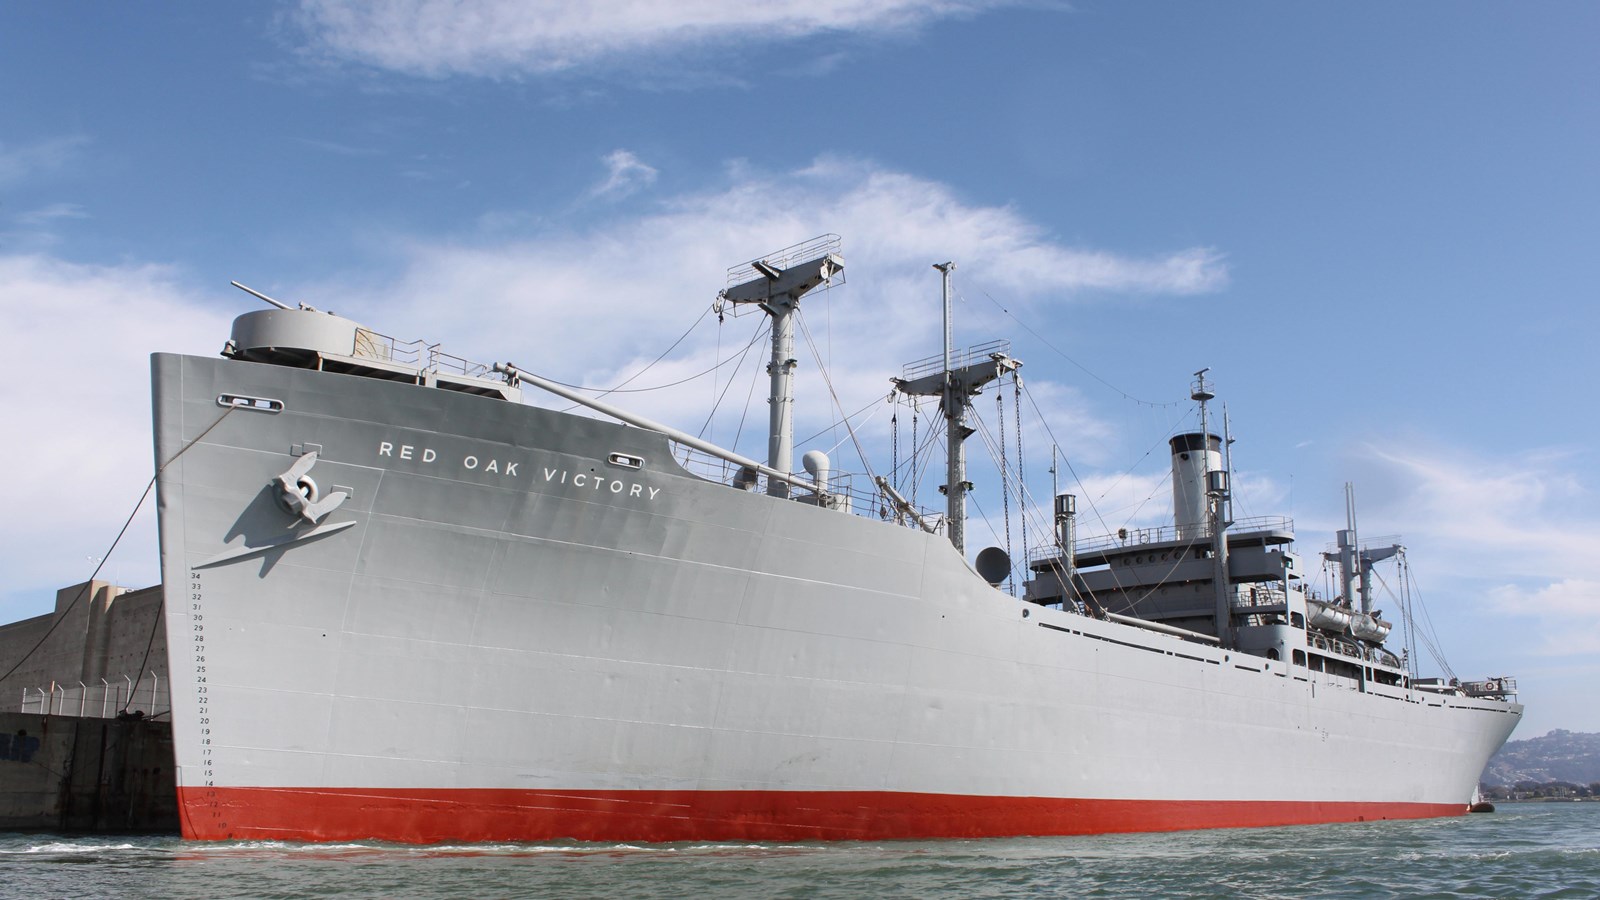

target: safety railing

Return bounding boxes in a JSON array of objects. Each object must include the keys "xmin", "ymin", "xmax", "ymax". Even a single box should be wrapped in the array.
[
  {"xmin": 1030, "ymin": 515, "xmax": 1296, "ymax": 565},
  {"xmin": 350, "ymin": 329, "xmax": 498, "ymax": 380},
  {"xmin": 900, "ymin": 339, "xmax": 1013, "ymax": 383},
  {"xmin": 671, "ymin": 444, "xmax": 941, "ymax": 528},
  {"xmin": 18, "ymin": 673, "xmax": 170, "ymax": 719},
  {"xmin": 725, "ymin": 234, "xmax": 845, "ymax": 288}
]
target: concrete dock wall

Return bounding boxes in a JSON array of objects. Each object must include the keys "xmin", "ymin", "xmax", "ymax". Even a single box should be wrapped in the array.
[
  {"xmin": 0, "ymin": 712, "xmax": 177, "ymax": 833},
  {"xmin": 1, "ymin": 580, "xmax": 169, "ymax": 718}
]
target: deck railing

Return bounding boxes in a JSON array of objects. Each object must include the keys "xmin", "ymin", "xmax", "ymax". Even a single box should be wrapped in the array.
[
  {"xmin": 350, "ymin": 329, "xmax": 497, "ymax": 379},
  {"xmin": 671, "ymin": 444, "xmax": 942, "ymax": 529},
  {"xmin": 1028, "ymin": 515, "xmax": 1295, "ymax": 565}
]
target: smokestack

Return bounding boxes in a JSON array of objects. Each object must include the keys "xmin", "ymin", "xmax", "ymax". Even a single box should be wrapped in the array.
[{"xmin": 1169, "ymin": 433, "xmax": 1222, "ymax": 541}]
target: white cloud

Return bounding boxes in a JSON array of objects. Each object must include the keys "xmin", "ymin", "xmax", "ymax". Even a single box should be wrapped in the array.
[
  {"xmin": 590, "ymin": 149, "xmax": 658, "ymax": 200},
  {"xmin": 1359, "ymin": 443, "xmax": 1595, "ymax": 578},
  {"xmin": 1350, "ymin": 441, "xmax": 1600, "ymax": 658},
  {"xmin": 0, "ymin": 255, "xmax": 230, "ymax": 621},
  {"xmin": 1490, "ymin": 580, "xmax": 1600, "ymax": 657},
  {"xmin": 295, "ymin": 0, "xmax": 1018, "ymax": 77},
  {"xmin": 301, "ymin": 157, "xmax": 1223, "ymax": 464},
  {"xmin": 0, "ymin": 135, "xmax": 90, "ymax": 187},
  {"xmin": 1067, "ymin": 471, "xmax": 1172, "ymax": 536}
]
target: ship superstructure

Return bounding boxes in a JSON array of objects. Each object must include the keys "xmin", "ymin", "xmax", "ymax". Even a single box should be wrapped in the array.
[
  {"xmin": 1022, "ymin": 373, "xmax": 1515, "ymax": 704},
  {"xmin": 151, "ymin": 240, "xmax": 1521, "ymax": 842}
]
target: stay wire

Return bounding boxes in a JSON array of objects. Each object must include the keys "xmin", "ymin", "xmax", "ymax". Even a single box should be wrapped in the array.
[
  {"xmin": 1009, "ymin": 384, "xmax": 1196, "ymax": 614},
  {"xmin": 797, "ymin": 394, "xmax": 887, "ymax": 449},
  {"xmin": 796, "ymin": 311, "xmax": 880, "ymax": 484},
  {"xmin": 561, "ymin": 304, "xmax": 714, "ymax": 397},
  {"xmin": 975, "ymin": 288, "xmax": 1184, "ymax": 408},
  {"xmin": 1015, "ymin": 382, "xmax": 1114, "ymax": 539},
  {"xmin": 558, "ymin": 314, "xmax": 768, "ymax": 400},
  {"xmin": 695, "ymin": 318, "xmax": 769, "ymax": 443}
]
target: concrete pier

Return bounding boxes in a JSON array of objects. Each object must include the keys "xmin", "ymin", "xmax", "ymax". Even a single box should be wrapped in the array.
[{"xmin": 1, "ymin": 579, "xmax": 177, "ymax": 833}]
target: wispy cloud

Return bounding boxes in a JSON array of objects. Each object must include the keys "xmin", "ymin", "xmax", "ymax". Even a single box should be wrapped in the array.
[
  {"xmin": 2, "ymin": 203, "xmax": 91, "ymax": 251},
  {"xmin": 294, "ymin": 0, "xmax": 1019, "ymax": 78},
  {"xmin": 0, "ymin": 135, "xmax": 90, "ymax": 187},
  {"xmin": 1353, "ymin": 441, "xmax": 1600, "ymax": 658},
  {"xmin": 291, "ymin": 136, "xmax": 383, "ymax": 157},
  {"xmin": 1491, "ymin": 581, "xmax": 1600, "ymax": 658},
  {"xmin": 590, "ymin": 150, "xmax": 658, "ymax": 200},
  {"xmin": 1360, "ymin": 442, "xmax": 1593, "ymax": 575},
  {"xmin": 15, "ymin": 203, "xmax": 89, "ymax": 226}
]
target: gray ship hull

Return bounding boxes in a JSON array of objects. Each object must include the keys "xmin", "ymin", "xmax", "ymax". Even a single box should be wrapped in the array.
[{"xmin": 152, "ymin": 350, "xmax": 1521, "ymax": 842}]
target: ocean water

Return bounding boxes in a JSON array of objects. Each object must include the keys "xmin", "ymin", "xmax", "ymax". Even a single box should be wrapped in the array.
[{"xmin": 3, "ymin": 802, "xmax": 1596, "ymax": 899}]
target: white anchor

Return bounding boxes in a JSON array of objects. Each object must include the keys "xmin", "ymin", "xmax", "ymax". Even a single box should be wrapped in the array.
[{"xmin": 273, "ymin": 450, "xmax": 348, "ymax": 524}]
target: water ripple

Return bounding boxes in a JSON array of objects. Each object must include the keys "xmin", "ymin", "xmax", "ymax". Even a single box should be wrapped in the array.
[{"xmin": 2, "ymin": 802, "xmax": 1596, "ymax": 900}]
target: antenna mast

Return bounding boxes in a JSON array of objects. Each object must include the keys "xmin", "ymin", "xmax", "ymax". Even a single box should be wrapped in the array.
[
  {"xmin": 893, "ymin": 263, "xmax": 1019, "ymax": 556},
  {"xmin": 935, "ymin": 262, "xmax": 967, "ymax": 553},
  {"xmin": 719, "ymin": 236, "xmax": 844, "ymax": 498}
]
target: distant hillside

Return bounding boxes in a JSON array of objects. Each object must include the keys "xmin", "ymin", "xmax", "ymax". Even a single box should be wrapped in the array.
[{"xmin": 1482, "ymin": 729, "xmax": 1600, "ymax": 786}]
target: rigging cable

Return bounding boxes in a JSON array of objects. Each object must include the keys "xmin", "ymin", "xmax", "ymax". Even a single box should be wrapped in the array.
[
  {"xmin": 966, "ymin": 406, "xmax": 1051, "ymax": 591},
  {"xmin": 0, "ymin": 404, "xmax": 238, "ymax": 708},
  {"xmin": 730, "ymin": 340, "xmax": 766, "ymax": 464},
  {"xmin": 910, "ymin": 400, "xmax": 921, "ymax": 505},
  {"xmin": 562, "ymin": 304, "xmax": 713, "ymax": 397},
  {"xmin": 1004, "ymin": 385, "xmax": 1203, "ymax": 615},
  {"xmin": 821, "ymin": 397, "xmax": 891, "ymax": 456},
  {"xmin": 1400, "ymin": 562, "xmax": 1455, "ymax": 681},
  {"xmin": 694, "ymin": 317, "xmax": 769, "ymax": 442},
  {"xmin": 559, "ymin": 315, "xmax": 768, "ymax": 397},
  {"xmin": 794, "ymin": 393, "xmax": 891, "ymax": 452},
  {"xmin": 1013, "ymin": 381, "xmax": 1118, "ymax": 540},
  {"xmin": 795, "ymin": 310, "xmax": 881, "ymax": 485},
  {"xmin": 973, "ymin": 288, "xmax": 1184, "ymax": 408}
]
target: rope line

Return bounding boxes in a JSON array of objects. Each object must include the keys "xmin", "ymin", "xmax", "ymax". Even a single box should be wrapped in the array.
[{"xmin": 1, "ymin": 405, "xmax": 237, "ymax": 701}]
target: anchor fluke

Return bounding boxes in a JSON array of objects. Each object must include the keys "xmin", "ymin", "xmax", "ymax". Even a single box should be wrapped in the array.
[{"xmin": 273, "ymin": 450, "xmax": 348, "ymax": 524}]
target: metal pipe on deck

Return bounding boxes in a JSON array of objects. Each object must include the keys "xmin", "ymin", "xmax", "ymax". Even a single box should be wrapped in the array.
[
  {"xmin": 493, "ymin": 362, "xmax": 821, "ymax": 496},
  {"xmin": 1103, "ymin": 612, "xmax": 1222, "ymax": 645}
]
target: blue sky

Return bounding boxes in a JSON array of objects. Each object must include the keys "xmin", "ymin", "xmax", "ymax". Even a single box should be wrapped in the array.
[{"xmin": 3, "ymin": 1, "xmax": 1597, "ymax": 737}]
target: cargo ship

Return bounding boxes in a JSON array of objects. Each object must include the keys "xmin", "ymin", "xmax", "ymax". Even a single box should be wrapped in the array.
[{"xmin": 152, "ymin": 237, "xmax": 1521, "ymax": 842}]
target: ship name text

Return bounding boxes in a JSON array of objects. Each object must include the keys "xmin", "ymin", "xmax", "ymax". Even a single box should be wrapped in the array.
[{"xmin": 376, "ymin": 441, "xmax": 660, "ymax": 501}]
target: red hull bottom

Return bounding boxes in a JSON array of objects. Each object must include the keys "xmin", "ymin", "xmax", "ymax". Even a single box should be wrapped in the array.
[{"xmin": 177, "ymin": 787, "xmax": 1465, "ymax": 843}]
